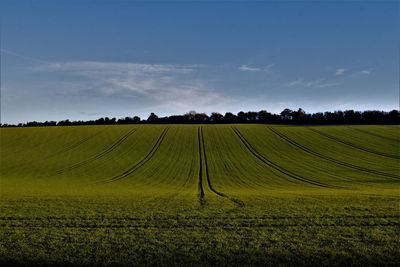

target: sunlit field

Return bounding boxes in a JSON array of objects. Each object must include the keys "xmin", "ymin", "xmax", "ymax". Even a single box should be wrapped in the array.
[{"xmin": 1, "ymin": 125, "xmax": 399, "ymax": 266}]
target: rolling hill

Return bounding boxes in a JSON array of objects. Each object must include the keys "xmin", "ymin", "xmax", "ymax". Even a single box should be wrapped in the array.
[{"xmin": 1, "ymin": 125, "xmax": 399, "ymax": 266}]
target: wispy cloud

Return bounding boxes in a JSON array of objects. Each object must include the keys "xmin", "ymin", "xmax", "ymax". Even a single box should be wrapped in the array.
[
  {"xmin": 33, "ymin": 61, "xmax": 234, "ymax": 112},
  {"xmin": 287, "ymin": 79, "xmax": 304, "ymax": 87},
  {"xmin": 353, "ymin": 70, "xmax": 371, "ymax": 75},
  {"xmin": 334, "ymin": 68, "xmax": 347, "ymax": 76},
  {"xmin": 264, "ymin": 63, "xmax": 275, "ymax": 72},
  {"xmin": 238, "ymin": 64, "xmax": 274, "ymax": 72},
  {"xmin": 38, "ymin": 61, "xmax": 198, "ymax": 75},
  {"xmin": 287, "ymin": 78, "xmax": 340, "ymax": 88},
  {"xmin": 1, "ymin": 48, "xmax": 50, "ymax": 64},
  {"xmin": 306, "ymin": 79, "xmax": 324, "ymax": 87},
  {"xmin": 239, "ymin": 65, "xmax": 262, "ymax": 72},
  {"xmin": 318, "ymin": 82, "xmax": 341, "ymax": 88}
]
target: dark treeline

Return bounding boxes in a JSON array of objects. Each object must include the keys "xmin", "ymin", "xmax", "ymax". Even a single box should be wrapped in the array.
[{"xmin": 1, "ymin": 109, "xmax": 399, "ymax": 127}]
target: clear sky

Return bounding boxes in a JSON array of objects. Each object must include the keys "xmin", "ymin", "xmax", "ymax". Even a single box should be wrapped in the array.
[{"xmin": 1, "ymin": 0, "xmax": 399, "ymax": 124}]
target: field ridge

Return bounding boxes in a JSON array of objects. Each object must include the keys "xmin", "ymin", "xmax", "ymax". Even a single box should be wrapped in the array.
[
  {"xmin": 102, "ymin": 127, "xmax": 169, "ymax": 183},
  {"xmin": 309, "ymin": 128, "xmax": 400, "ymax": 159},
  {"xmin": 347, "ymin": 126, "xmax": 399, "ymax": 143},
  {"xmin": 199, "ymin": 127, "xmax": 244, "ymax": 206},
  {"xmin": 232, "ymin": 127, "xmax": 340, "ymax": 188},
  {"xmin": 55, "ymin": 128, "xmax": 138, "ymax": 174},
  {"xmin": 268, "ymin": 126, "xmax": 400, "ymax": 180}
]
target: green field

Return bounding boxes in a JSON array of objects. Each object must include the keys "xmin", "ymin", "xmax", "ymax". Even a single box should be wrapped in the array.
[{"xmin": 1, "ymin": 125, "xmax": 399, "ymax": 266}]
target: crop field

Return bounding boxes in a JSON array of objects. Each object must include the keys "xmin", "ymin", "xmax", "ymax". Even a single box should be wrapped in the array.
[{"xmin": 0, "ymin": 124, "xmax": 399, "ymax": 266}]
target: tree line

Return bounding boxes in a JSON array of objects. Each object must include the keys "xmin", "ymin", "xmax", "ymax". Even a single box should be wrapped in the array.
[{"xmin": 1, "ymin": 108, "xmax": 399, "ymax": 127}]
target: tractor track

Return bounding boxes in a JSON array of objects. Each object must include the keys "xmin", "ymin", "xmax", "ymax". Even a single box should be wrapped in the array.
[
  {"xmin": 268, "ymin": 127, "xmax": 400, "ymax": 180},
  {"xmin": 347, "ymin": 126, "xmax": 399, "ymax": 143},
  {"xmin": 198, "ymin": 127, "xmax": 244, "ymax": 207},
  {"xmin": 4, "ymin": 128, "xmax": 107, "ymax": 170},
  {"xmin": 308, "ymin": 128, "xmax": 400, "ymax": 160},
  {"xmin": 197, "ymin": 128, "xmax": 205, "ymax": 203},
  {"xmin": 49, "ymin": 129, "xmax": 107, "ymax": 157},
  {"xmin": 55, "ymin": 128, "xmax": 137, "ymax": 174},
  {"xmin": 232, "ymin": 127, "xmax": 340, "ymax": 189},
  {"xmin": 101, "ymin": 127, "xmax": 169, "ymax": 183}
]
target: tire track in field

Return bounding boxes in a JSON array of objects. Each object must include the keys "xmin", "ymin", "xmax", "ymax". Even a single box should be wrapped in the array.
[
  {"xmin": 179, "ymin": 136, "xmax": 198, "ymax": 192},
  {"xmin": 347, "ymin": 126, "xmax": 399, "ymax": 143},
  {"xmin": 268, "ymin": 127, "xmax": 400, "ymax": 180},
  {"xmin": 197, "ymin": 127, "xmax": 205, "ymax": 204},
  {"xmin": 198, "ymin": 127, "xmax": 244, "ymax": 207},
  {"xmin": 308, "ymin": 128, "xmax": 400, "ymax": 159},
  {"xmin": 54, "ymin": 128, "xmax": 137, "ymax": 175},
  {"xmin": 48, "ymin": 128, "xmax": 107, "ymax": 157},
  {"xmin": 232, "ymin": 127, "xmax": 340, "ymax": 189},
  {"xmin": 4, "ymin": 128, "xmax": 107, "ymax": 170},
  {"xmin": 101, "ymin": 127, "xmax": 169, "ymax": 183}
]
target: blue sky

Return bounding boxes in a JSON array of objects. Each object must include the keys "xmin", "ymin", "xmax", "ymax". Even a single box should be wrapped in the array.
[{"xmin": 1, "ymin": 0, "xmax": 399, "ymax": 123}]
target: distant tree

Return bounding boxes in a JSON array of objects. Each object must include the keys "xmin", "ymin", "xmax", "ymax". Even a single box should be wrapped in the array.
[
  {"xmin": 147, "ymin": 113, "xmax": 159, "ymax": 123},
  {"xmin": 344, "ymin": 110, "xmax": 362, "ymax": 124},
  {"xmin": 57, "ymin": 120, "xmax": 71, "ymax": 126},
  {"xmin": 334, "ymin": 111, "xmax": 345, "ymax": 124},
  {"xmin": 285, "ymin": 108, "xmax": 306, "ymax": 124},
  {"xmin": 246, "ymin": 111, "xmax": 258, "ymax": 122},
  {"xmin": 3, "ymin": 108, "xmax": 399, "ymax": 127},
  {"xmin": 224, "ymin": 112, "xmax": 237, "ymax": 123},
  {"xmin": 324, "ymin": 112, "xmax": 335, "ymax": 124},
  {"xmin": 388, "ymin": 110, "xmax": 400, "ymax": 124},
  {"xmin": 210, "ymin": 112, "xmax": 223, "ymax": 123},
  {"xmin": 237, "ymin": 111, "xmax": 247, "ymax": 123},
  {"xmin": 258, "ymin": 110, "xmax": 272, "ymax": 123},
  {"xmin": 186, "ymin": 110, "xmax": 197, "ymax": 121},
  {"xmin": 280, "ymin": 108, "xmax": 293, "ymax": 121},
  {"xmin": 311, "ymin": 112, "xmax": 324, "ymax": 124},
  {"xmin": 133, "ymin": 116, "xmax": 141, "ymax": 123},
  {"xmin": 195, "ymin": 113, "xmax": 209, "ymax": 123}
]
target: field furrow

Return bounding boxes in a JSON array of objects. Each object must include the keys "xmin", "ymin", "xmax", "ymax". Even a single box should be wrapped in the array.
[
  {"xmin": 55, "ymin": 128, "xmax": 137, "ymax": 174},
  {"xmin": 1, "ymin": 124, "xmax": 399, "ymax": 266},
  {"xmin": 103, "ymin": 127, "xmax": 169, "ymax": 183},
  {"xmin": 52, "ymin": 128, "xmax": 107, "ymax": 155},
  {"xmin": 197, "ymin": 127, "xmax": 205, "ymax": 202},
  {"xmin": 199, "ymin": 127, "xmax": 244, "ymax": 206},
  {"xmin": 232, "ymin": 127, "xmax": 339, "ymax": 188},
  {"xmin": 348, "ymin": 126, "xmax": 399, "ymax": 143},
  {"xmin": 268, "ymin": 126, "xmax": 400, "ymax": 180},
  {"xmin": 3, "ymin": 128, "xmax": 107, "ymax": 171},
  {"xmin": 309, "ymin": 127, "xmax": 400, "ymax": 159}
]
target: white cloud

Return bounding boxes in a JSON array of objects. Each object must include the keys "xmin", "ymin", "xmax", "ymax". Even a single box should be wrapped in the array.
[
  {"xmin": 318, "ymin": 82, "xmax": 341, "ymax": 88},
  {"xmin": 238, "ymin": 65, "xmax": 262, "ymax": 72},
  {"xmin": 355, "ymin": 70, "xmax": 371, "ymax": 75},
  {"xmin": 39, "ymin": 61, "xmax": 198, "ymax": 75},
  {"xmin": 287, "ymin": 79, "xmax": 303, "ymax": 87},
  {"xmin": 32, "ymin": 61, "xmax": 234, "ymax": 112},
  {"xmin": 238, "ymin": 64, "xmax": 274, "ymax": 72},
  {"xmin": 334, "ymin": 68, "xmax": 347, "ymax": 76},
  {"xmin": 287, "ymin": 77, "xmax": 343, "ymax": 88},
  {"xmin": 264, "ymin": 63, "xmax": 275, "ymax": 72},
  {"xmin": 306, "ymin": 79, "xmax": 324, "ymax": 87}
]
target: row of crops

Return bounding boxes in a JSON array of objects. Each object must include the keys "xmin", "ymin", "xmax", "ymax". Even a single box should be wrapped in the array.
[
  {"xmin": 1, "ymin": 124, "xmax": 399, "ymax": 266},
  {"xmin": 1, "ymin": 125, "xmax": 398, "ymax": 196}
]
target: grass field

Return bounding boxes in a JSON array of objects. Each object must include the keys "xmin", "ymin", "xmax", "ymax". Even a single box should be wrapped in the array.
[{"xmin": 1, "ymin": 124, "xmax": 399, "ymax": 266}]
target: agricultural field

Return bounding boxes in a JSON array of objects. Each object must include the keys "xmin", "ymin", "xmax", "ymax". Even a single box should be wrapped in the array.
[{"xmin": 0, "ymin": 124, "xmax": 399, "ymax": 266}]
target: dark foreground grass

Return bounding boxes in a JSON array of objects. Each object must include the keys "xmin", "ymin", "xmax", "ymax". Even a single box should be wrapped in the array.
[{"xmin": 1, "ymin": 190, "xmax": 399, "ymax": 266}]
